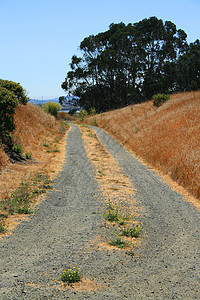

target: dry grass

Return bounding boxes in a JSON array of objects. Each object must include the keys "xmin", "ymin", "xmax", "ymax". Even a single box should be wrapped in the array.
[
  {"xmin": 80, "ymin": 126, "xmax": 142, "ymax": 251},
  {"xmin": 57, "ymin": 111, "xmax": 77, "ymax": 121},
  {"xmin": 0, "ymin": 103, "xmax": 69, "ymax": 234},
  {"xmin": 0, "ymin": 103, "xmax": 68, "ymax": 195},
  {"xmin": 85, "ymin": 91, "xmax": 200, "ymax": 201}
]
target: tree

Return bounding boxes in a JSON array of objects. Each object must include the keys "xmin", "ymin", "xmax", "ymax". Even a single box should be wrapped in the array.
[
  {"xmin": 61, "ymin": 17, "xmax": 189, "ymax": 112},
  {"xmin": 176, "ymin": 40, "xmax": 200, "ymax": 91}
]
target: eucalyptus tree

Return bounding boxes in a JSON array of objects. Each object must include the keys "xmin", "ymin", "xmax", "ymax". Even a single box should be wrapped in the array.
[
  {"xmin": 176, "ymin": 39, "xmax": 200, "ymax": 91},
  {"xmin": 62, "ymin": 17, "xmax": 188, "ymax": 112}
]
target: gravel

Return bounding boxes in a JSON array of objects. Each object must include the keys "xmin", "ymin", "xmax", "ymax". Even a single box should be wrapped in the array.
[{"xmin": 0, "ymin": 124, "xmax": 199, "ymax": 299}]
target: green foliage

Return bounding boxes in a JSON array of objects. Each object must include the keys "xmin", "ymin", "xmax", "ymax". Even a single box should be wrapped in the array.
[
  {"xmin": 93, "ymin": 117, "xmax": 97, "ymax": 126},
  {"xmin": 43, "ymin": 101, "xmax": 61, "ymax": 117},
  {"xmin": 68, "ymin": 108, "xmax": 77, "ymax": 115},
  {"xmin": 78, "ymin": 109, "xmax": 88, "ymax": 121},
  {"xmin": 60, "ymin": 267, "xmax": 82, "ymax": 284},
  {"xmin": 153, "ymin": 93, "xmax": 170, "ymax": 107},
  {"xmin": 176, "ymin": 39, "xmax": 200, "ymax": 92},
  {"xmin": 105, "ymin": 203, "xmax": 119, "ymax": 222},
  {"xmin": 109, "ymin": 237, "xmax": 129, "ymax": 249},
  {"xmin": 12, "ymin": 143, "xmax": 22, "ymax": 154},
  {"xmin": 25, "ymin": 152, "xmax": 32, "ymax": 159},
  {"xmin": 89, "ymin": 107, "xmax": 96, "ymax": 116},
  {"xmin": 121, "ymin": 225, "xmax": 142, "ymax": 238},
  {"xmin": 62, "ymin": 17, "xmax": 193, "ymax": 112},
  {"xmin": 43, "ymin": 141, "xmax": 49, "ymax": 147},
  {"xmin": 125, "ymin": 250, "xmax": 135, "ymax": 256},
  {"xmin": 59, "ymin": 96, "xmax": 65, "ymax": 105},
  {"xmin": 0, "ymin": 218, "xmax": 6, "ymax": 233},
  {"xmin": 0, "ymin": 87, "xmax": 18, "ymax": 144},
  {"xmin": 0, "ymin": 172, "xmax": 53, "ymax": 217},
  {"xmin": 0, "ymin": 79, "xmax": 29, "ymax": 105}
]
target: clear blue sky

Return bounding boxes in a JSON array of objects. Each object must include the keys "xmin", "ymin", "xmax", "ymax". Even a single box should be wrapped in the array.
[{"xmin": 0, "ymin": 0, "xmax": 199, "ymax": 99}]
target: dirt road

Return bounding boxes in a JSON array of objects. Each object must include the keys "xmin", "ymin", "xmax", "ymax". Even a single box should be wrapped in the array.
[{"xmin": 0, "ymin": 125, "xmax": 199, "ymax": 299}]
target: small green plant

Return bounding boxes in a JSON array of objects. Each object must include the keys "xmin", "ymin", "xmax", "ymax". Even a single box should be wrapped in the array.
[
  {"xmin": 60, "ymin": 267, "xmax": 82, "ymax": 284},
  {"xmin": 12, "ymin": 143, "xmax": 22, "ymax": 154},
  {"xmin": 0, "ymin": 218, "xmax": 6, "ymax": 233},
  {"xmin": 17, "ymin": 205, "xmax": 32, "ymax": 214},
  {"xmin": 59, "ymin": 122, "xmax": 69, "ymax": 134},
  {"xmin": 153, "ymin": 93, "xmax": 170, "ymax": 107},
  {"xmin": 43, "ymin": 142, "xmax": 49, "ymax": 147},
  {"xmin": 53, "ymin": 148, "xmax": 60, "ymax": 153},
  {"xmin": 109, "ymin": 237, "xmax": 129, "ymax": 249},
  {"xmin": 25, "ymin": 152, "xmax": 32, "ymax": 159},
  {"xmin": 121, "ymin": 225, "xmax": 142, "ymax": 238},
  {"xmin": 98, "ymin": 170, "xmax": 105, "ymax": 177},
  {"xmin": 93, "ymin": 117, "xmax": 98, "ymax": 126},
  {"xmin": 105, "ymin": 203, "xmax": 119, "ymax": 222},
  {"xmin": 0, "ymin": 172, "xmax": 53, "ymax": 217},
  {"xmin": 125, "ymin": 250, "xmax": 135, "ymax": 256}
]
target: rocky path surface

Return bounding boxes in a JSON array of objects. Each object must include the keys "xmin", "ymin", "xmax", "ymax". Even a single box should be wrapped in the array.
[{"xmin": 0, "ymin": 124, "xmax": 199, "ymax": 299}]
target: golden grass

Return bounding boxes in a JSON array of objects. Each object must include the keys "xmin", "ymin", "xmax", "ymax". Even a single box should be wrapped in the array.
[
  {"xmin": 0, "ymin": 103, "xmax": 69, "ymax": 235},
  {"xmin": 85, "ymin": 91, "xmax": 200, "ymax": 202},
  {"xmin": 80, "ymin": 126, "xmax": 142, "ymax": 252}
]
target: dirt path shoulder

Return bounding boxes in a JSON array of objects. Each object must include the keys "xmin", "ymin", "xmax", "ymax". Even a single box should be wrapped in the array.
[{"xmin": 0, "ymin": 124, "xmax": 199, "ymax": 299}]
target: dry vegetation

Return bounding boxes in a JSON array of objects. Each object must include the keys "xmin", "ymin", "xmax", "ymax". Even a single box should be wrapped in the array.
[
  {"xmin": 85, "ymin": 91, "xmax": 200, "ymax": 201},
  {"xmin": 0, "ymin": 103, "xmax": 69, "ymax": 233}
]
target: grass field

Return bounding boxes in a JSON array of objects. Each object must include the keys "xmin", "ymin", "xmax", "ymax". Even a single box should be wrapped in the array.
[{"xmin": 85, "ymin": 91, "xmax": 200, "ymax": 200}]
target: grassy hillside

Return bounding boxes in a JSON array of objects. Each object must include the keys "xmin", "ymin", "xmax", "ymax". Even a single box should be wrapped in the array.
[
  {"xmin": 85, "ymin": 91, "xmax": 200, "ymax": 200},
  {"xmin": 0, "ymin": 103, "xmax": 69, "ymax": 204}
]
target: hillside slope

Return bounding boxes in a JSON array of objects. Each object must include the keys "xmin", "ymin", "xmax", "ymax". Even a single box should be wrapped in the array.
[
  {"xmin": 86, "ymin": 91, "xmax": 200, "ymax": 200},
  {"xmin": 0, "ymin": 103, "xmax": 68, "ymax": 205}
]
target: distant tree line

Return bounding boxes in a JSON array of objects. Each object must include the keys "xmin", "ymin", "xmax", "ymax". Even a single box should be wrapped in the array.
[{"xmin": 61, "ymin": 17, "xmax": 200, "ymax": 112}]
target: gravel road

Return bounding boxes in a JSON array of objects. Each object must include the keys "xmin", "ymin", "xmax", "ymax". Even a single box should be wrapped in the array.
[{"xmin": 0, "ymin": 124, "xmax": 199, "ymax": 299}]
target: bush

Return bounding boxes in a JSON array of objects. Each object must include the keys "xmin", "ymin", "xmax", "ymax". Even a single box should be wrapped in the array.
[
  {"xmin": 60, "ymin": 267, "xmax": 82, "ymax": 284},
  {"xmin": 153, "ymin": 93, "xmax": 170, "ymax": 107},
  {"xmin": 12, "ymin": 143, "xmax": 22, "ymax": 154},
  {"xmin": 0, "ymin": 87, "xmax": 18, "ymax": 144},
  {"xmin": 0, "ymin": 79, "xmax": 29, "ymax": 105},
  {"xmin": 78, "ymin": 109, "xmax": 88, "ymax": 121},
  {"xmin": 43, "ymin": 102, "xmax": 61, "ymax": 117},
  {"xmin": 25, "ymin": 152, "xmax": 32, "ymax": 159},
  {"xmin": 68, "ymin": 108, "xmax": 77, "ymax": 115},
  {"xmin": 89, "ymin": 107, "xmax": 96, "ymax": 116}
]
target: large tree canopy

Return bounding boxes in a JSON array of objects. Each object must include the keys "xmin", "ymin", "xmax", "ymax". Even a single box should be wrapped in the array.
[{"xmin": 61, "ymin": 17, "xmax": 199, "ymax": 112}]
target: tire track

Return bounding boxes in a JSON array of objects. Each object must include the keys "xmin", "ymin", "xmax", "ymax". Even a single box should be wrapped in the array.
[{"xmin": 0, "ymin": 124, "xmax": 199, "ymax": 299}]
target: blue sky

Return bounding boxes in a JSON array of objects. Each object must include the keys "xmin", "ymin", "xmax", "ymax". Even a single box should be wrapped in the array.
[{"xmin": 0, "ymin": 0, "xmax": 200, "ymax": 99}]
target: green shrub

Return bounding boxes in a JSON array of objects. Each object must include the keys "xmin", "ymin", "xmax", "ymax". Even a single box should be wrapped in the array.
[
  {"xmin": 43, "ymin": 102, "xmax": 61, "ymax": 117},
  {"xmin": 78, "ymin": 109, "xmax": 88, "ymax": 121},
  {"xmin": 43, "ymin": 142, "xmax": 49, "ymax": 147},
  {"xmin": 89, "ymin": 107, "xmax": 96, "ymax": 116},
  {"xmin": 25, "ymin": 152, "xmax": 32, "ymax": 159},
  {"xmin": 0, "ymin": 79, "xmax": 29, "ymax": 105},
  {"xmin": 105, "ymin": 203, "xmax": 119, "ymax": 222},
  {"xmin": 109, "ymin": 237, "xmax": 129, "ymax": 249},
  {"xmin": 68, "ymin": 108, "xmax": 77, "ymax": 115},
  {"xmin": 121, "ymin": 225, "xmax": 142, "ymax": 238},
  {"xmin": 153, "ymin": 93, "xmax": 170, "ymax": 107},
  {"xmin": 0, "ymin": 87, "xmax": 18, "ymax": 144},
  {"xmin": 60, "ymin": 267, "xmax": 82, "ymax": 284},
  {"xmin": 0, "ymin": 218, "xmax": 6, "ymax": 233},
  {"xmin": 12, "ymin": 143, "xmax": 22, "ymax": 154},
  {"xmin": 0, "ymin": 172, "xmax": 53, "ymax": 216}
]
